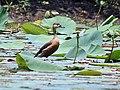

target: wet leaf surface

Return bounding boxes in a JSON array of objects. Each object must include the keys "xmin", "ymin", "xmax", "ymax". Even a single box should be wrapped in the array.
[{"xmin": 16, "ymin": 51, "xmax": 65, "ymax": 71}]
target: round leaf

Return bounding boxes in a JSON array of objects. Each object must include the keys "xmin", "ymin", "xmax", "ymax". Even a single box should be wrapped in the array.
[
  {"xmin": 42, "ymin": 16, "xmax": 76, "ymax": 35},
  {"xmin": 0, "ymin": 42, "xmax": 25, "ymax": 49},
  {"xmin": 16, "ymin": 52, "xmax": 65, "ymax": 71}
]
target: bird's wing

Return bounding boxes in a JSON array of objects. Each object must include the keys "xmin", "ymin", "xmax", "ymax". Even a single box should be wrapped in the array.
[
  {"xmin": 34, "ymin": 42, "xmax": 51, "ymax": 57},
  {"xmin": 40, "ymin": 43, "xmax": 59, "ymax": 57},
  {"xmin": 39, "ymin": 44, "xmax": 54, "ymax": 57}
]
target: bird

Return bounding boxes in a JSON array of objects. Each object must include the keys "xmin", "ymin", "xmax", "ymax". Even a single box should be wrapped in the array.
[{"xmin": 34, "ymin": 23, "xmax": 64, "ymax": 58}]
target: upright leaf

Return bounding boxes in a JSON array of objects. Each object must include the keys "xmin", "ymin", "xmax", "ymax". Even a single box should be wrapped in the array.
[
  {"xmin": 0, "ymin": 6, "xmax": 8, "ymax": 30},
  {"xmin": 65, "ymin": 46, "xmax": 86, "ymax": 59},
  {"xmin": 101, "ymin": 15, "xmax": 118, "ymax": 26},
  {"xmin": 87, "ymin": 44, "xmax": 106, "ymax": 56},
  {"xmin": 80, "ymin": 30, "xmax": 103, "ymax": 52},
  {"xmin": 109, "ymin": 25, "xmax": 120, "ymax": 34},
  {"xmin": 22, "ymin": 22, "xmax": 48, "ymax": 35},
  {"xmin": 54, "ymin": 38, "xmax": 76, "ymax": 55},
  {"xmin": 54, "ymin": 30, "xmax": 105, "ymax": 58},
  {"xmin": 42, "ymin": 16, "xmax": 76, "ymax": 35},
  {"xmin": 109, "ymin": 47, "xmax": 120, "ymax": 61}
]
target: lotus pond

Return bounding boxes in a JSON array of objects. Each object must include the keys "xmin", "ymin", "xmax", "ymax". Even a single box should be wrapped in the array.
[{"xmin": 1, "ymin": 6, "xmax": 120, "ymax": 90}]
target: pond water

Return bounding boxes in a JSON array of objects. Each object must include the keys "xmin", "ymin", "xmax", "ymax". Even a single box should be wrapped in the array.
[{"xmin": 1, "ymin": 30, "xmax": 120, "ymax": 90}]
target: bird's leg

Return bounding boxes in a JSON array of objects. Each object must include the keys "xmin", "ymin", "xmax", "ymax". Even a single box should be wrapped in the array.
[{"xmin": 43, "ymin": 57, "xmax": 49, "ymax": 61}]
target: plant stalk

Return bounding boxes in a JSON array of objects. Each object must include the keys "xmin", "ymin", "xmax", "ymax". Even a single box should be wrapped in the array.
[
  {"xmin": 73, "ymin": 31, "xmax": 80, "ymax": 63},
  {"xmin": 95, "ymin": 16, "xmax": 99, "ymax": 30},
  {"xmin": 87, "ymin": 55, "xmax": 108, "ymax": 59},
  {"xmin": 107, "ymin": 37, "xmax": 114, "ymax": 62},
  {"xmin": 95, "ymin": 4, "xmax": 102, "ymax": 30}
]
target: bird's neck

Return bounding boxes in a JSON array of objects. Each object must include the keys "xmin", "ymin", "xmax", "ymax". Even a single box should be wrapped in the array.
[
  {"xmin": 53, "ymin": 28, "xmax": 58, "ymax": 39},
  {"xmin": 53, "ymin": 27, "xmax": 57, "ymax": 35}
]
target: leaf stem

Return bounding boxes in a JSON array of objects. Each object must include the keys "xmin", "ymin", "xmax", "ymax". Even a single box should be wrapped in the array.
[
  {"xmin": 95, "ymin": 16, "xmax": 99, "ymax": 30},
  {"xmin": 73, "ymin": 31, "xmax": 80, "ymax": 63},
  {"xmin": 87, "ymin": 55, "xmax": 108, "ymax": 59},
  {"xmin": 95, "ymin": 4, "xmax": 102, "ymax": 30},
  {"xmin": 108, "ymin": 36, "xmax": 114, "ymax": 62}
]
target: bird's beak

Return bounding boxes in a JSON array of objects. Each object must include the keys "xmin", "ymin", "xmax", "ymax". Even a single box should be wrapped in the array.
[{"xmin": 60, "ymin": 25, "xmax": 65, "ymax": 28}]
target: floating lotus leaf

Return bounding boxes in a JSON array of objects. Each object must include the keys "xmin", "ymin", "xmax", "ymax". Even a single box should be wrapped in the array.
[
  {"xmin": 74, "ymin": 70, "xmax": 102, "ymax": 76},
  {"xmin": 89, "ymin": 63, "xmax": 120, "ymax": 67},
  {"xmin": 0, "ymin": 42, "xmax": 25, "ymax": 49},
  {"xmin": 16, "ymin": 52, "xmax": 65, "ymax": 71}
]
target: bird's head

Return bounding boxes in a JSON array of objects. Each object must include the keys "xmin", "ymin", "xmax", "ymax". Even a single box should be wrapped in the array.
[{"xmin": 53, "ymin": 23, "xmax": 65, "ymax": 28}]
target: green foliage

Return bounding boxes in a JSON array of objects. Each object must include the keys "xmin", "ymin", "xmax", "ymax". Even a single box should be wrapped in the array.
[
  {"xmin": 3, "ymin": 0, "xmax": 30, "ymax": 12},
  {"xmin": 90, "ymin": 63, "xmax": 120, "ymax": 67},
  {"xmin": 87, "ymin": 44, "xmax": 106, "ymax": 56},
  {"xmin": 26, "ymin": 34, "xmax": 53, "ymax": 46},
  {"xmin": 106, "ymin": 47, "xmax": 120, "ymax": 62},
  {"xmin": 80, "ymin": 30, "xmax": 103, "ymax": 49},
  {"xmin": 100, "ymin": 15, "xmax": 120, "ymax": 62},
  {"xmin": 18, "ymin": 0, "xmax": 30, "ymax": 11},
  {"xmin": 64, "ymin": 66, "xmax": 85, "ymax": 71},
  {"xmin": 54, "ymin": 37, "xmax": 76, "ymax": 55},
  {"xmin": 65, "ymin": 46, "xmax": 86, "ymax": 59},
  {"xmin": 95, "ymin": 0, "xmax": 111, "ymax": 7},
  {"xmin": 16, "ymin": 53, "xmax": 30, "ymax": 70},
  {"xmin": 101, "ymin": 15, "xmax": 118, "ymax": 26},
  {"xmin": 22, "ymin": 22, "xmax": 48, "ymax": 35},
  {"xmin": 88, "ymin": 15, "xmax": 117, "ymax": 34},
  {"xmin": 87, "ymin": 24, "xmax": 112, "ymax": 32},
  {"xmin": 0, "ymin": 42, "xmax": 25, "ymax": 49},
  {"xmin": 42, "ymin": 16, "xmax": 76, "ymax": 35},
  {"xmin": 26, "ymin": 34, "xmax": 65, "ymax": 46},
  {"xmin": 53, "ymin": 30, "xmax": 105, "ymax": 60},
  {"xmin": 20, "ymin": 15, "xmax": 120, "ymax": 63},
  {"xmin": 109, "ymin": 25, "xmax": 120, "ymax": 35},
  {"xmin": 74, "ymin": 70, "xmax": 102, "ymax": 76},
  {"xmin": 16, "ymin": 51, "xmax": 65, "ymax": 71},
  {"xmin": 0, "ymin": 6, "xmax": 8, "ymax": 30}
]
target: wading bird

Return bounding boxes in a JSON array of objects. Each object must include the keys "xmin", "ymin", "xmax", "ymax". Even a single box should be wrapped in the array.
[{"xmin": 34, "ymin": 23, "xmax": 64, "ymax": 58}]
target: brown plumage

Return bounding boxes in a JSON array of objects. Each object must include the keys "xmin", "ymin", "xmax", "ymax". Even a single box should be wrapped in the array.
[{"xmin": 34, "ymin": 23, "xmax": 64, "ymax": 58}]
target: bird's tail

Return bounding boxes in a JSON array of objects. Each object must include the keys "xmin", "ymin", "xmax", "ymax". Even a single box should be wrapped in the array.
[
  {"xmin": 34, "ymin": 49, "xmax": 42, "ymax": 58},
  {"xmin": 34, "ymin": 52, "xmax": 39, "ymax": 58}
]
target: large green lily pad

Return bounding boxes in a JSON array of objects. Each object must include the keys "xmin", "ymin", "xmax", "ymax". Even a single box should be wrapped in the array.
[
  {"xmin": 16, "ymin": 52, "xmax": 65, "ymax": 71},
  {"xmin": 0, "ymin": 42, "xmax": 25, "ymax": 49}
]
